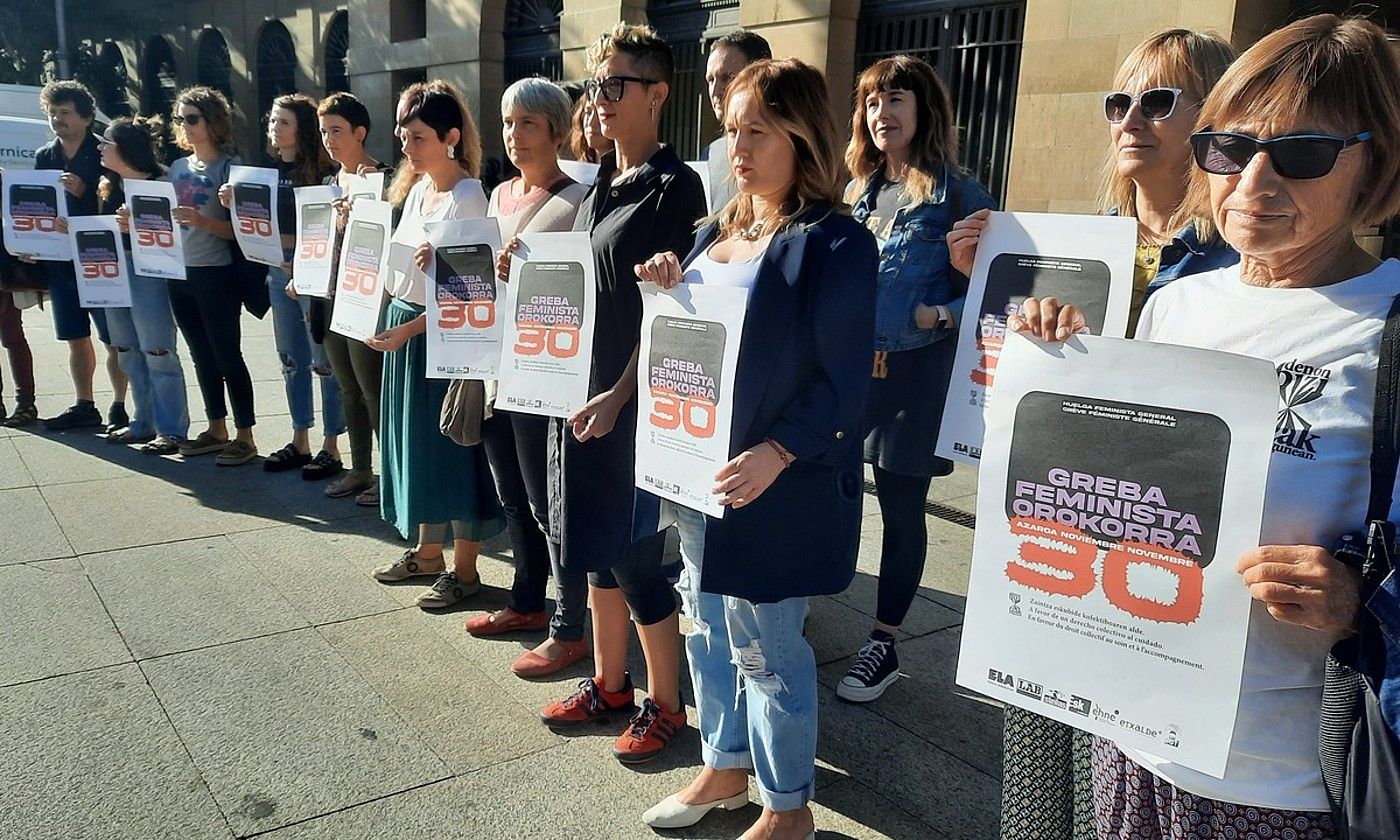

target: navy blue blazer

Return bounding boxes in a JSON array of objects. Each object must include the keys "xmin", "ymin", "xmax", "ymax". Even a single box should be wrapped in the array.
[{"xmin": 635, "ymin": 205, "xmax": 879, "ymax": 603}]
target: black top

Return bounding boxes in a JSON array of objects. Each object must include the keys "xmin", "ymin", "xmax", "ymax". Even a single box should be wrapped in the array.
[
  {"xmin": 573, "ymin": 145, "xmax": 707, "ymax": 395},
  {"xmin": 34, "ymin": 133, "xmax": 106, "ymax": 218},
  {"xmin": 274, "ymin": 159, "xmax": 299, "ymax": 236}
]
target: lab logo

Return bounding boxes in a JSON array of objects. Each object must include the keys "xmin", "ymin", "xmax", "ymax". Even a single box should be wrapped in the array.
[{"xmin": 1015, "ymin": 678, "xmax": 1043, "ymax": 701}]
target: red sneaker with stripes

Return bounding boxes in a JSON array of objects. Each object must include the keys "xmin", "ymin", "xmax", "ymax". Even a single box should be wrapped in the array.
[
  {"xmin": 539, "ymin": 675, "xmax": 635, "ymax": 728},
  {"xmin": 613, "ymin": 697, "xmax": 687, "ymax": 765}
]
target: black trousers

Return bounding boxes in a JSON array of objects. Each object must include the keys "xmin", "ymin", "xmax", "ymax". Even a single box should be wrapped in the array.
[
  {"xmin": 168, "ymin": 265, "xmax": 256, "ymax": 429},
  {"xmin": 873, "ymin": 465, "xmax": 933, "ymax": 627}
]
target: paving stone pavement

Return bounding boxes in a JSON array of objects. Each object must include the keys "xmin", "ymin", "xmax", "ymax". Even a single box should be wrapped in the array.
[{"xmin": 0, "ymin": 308, "xmax": 1002, "ymax": 839}]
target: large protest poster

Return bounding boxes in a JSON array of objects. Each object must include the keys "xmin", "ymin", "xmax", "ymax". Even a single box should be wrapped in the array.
[
  {"xmin": 292, "ymin": 185, "xmax": 340, "ymax": 296},
  {"xmin": 424, "ymin": 217, "xmax": 503, "ymax": 379},
  {"xmin": 557, "ymin": 160, "xmax": 599, "ymax": 187},
  {"xmin": 342, "ymin": 171, "xmax": 385, "ymax": 202},
  {"xmin": 495, "ymin": 231, "xmax": 596, "ymax": 417},
  {"xmin": 635, "ymin": 283, "xmax": 748, "ymax": 516},
  {"xmin": 955, "ymin": 332, "xmax": 1276, "ymax": 777},
  {"xmin": 329, "ymin": 199, "xmax": 392, "ymax": 341},
  {"xmin": 937, "ymin": 212, "xmax": 1136, "ymax": 466},
  {"xmin": 228, "ymin": 165, "xmax": 283, "ymax": 266},
  {"xmin": 68, "ymin": 216, "xmax": 131, "ymax": 308},
  {"xmin": 2, "ymin": 168, "xmax": 70, "ymax": 260},
  {"xmin": 124, "ymin": 179, "xmax": 185, "ymax": 280}
]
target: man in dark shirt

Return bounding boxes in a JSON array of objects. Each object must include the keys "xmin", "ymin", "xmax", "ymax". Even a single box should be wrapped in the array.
[
  {"xmin": 32, "ymin": 81, "xmax": 127, "ymax": 431},
  {"xmin": 701, "ymin": 30, "xmax": 771, "ymax": 213}
]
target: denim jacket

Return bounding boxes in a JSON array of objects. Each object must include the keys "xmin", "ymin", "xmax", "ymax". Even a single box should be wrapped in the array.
[
  {"xmin": 1146, "ymin": 223, "xmax": 1239, "ymax": 299},
  {"xmin": 850, "ymin": 164, "xmax": 997, "ymax": 352}
]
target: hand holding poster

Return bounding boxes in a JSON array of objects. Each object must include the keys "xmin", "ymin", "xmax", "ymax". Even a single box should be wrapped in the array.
[
  {"xmin": 68, "ymin": 216, "xmax": 131, "ymax": 308},
  {"xmin": 954, "ymin": 332, "xmax": 1276, "ymax": 777},
  {"xmin": 634, "ymin": 283, "xmax": 748, "ymax": 516},
  {"xmin": 123, "ymin": 179, "xmax": 185, "ymax": 279},
  {"xmin": 228, "ymin": 165, "xmax": 283, "ymax": 266},
  {"xmin": 2, "ymin": 169, "xmax": 70, "ymax": 260},
  {"xmin": 292, "ymin": 185, "xmax": 340, "ymax": 296},
  {"xmin": 329, "ymin": 199, "xmax": 392, "ymax": 341},
  {"xmin": 425, "ymin": 217, "xmax": 503, "ymax": 379},
  {"xmin": 937, "ymin": 211, "xmax": 1136, "ymax": 466},
  {"xmin": 495, "ymin": 231, "xmax": 596, "ymax": 417}
]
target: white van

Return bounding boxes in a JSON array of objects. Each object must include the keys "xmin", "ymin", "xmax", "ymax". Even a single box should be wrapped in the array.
[{"xmin": 0, "ymin": 83, "xmax": 111, "ymax": 171}]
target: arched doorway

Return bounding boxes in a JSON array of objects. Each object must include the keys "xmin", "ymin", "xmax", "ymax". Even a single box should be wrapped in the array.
[
  {"xmin": 140, "ymin": 36, "xmax": 178, "ymax": 118},
  {"xmin": 647, "ymin": 0, "xmax": 738, "ymax": 160},
  {"xmin": 324, "ymin": 11, "xmax": 350, "ymax": 94},
  {"xmin": 855, "ymin": 0, "xmax": 1025, "ymax": 204},
  {"xmin": 94, "ymin": 40, "xmax": 132, "ymax": 118},
  {"xmin": 256, "ymin": 20, "xmax": 298, "ymax": 119},
  {"xmin": 196, "ymin": 28, "xmax": 233, "ymax": 100},
  {"xmin": 504, "ymin": 0, "xmax": 564, "ymax": 83}
]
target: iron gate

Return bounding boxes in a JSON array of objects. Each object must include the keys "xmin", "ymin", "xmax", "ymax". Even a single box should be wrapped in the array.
[
  {"xmin": 648, "ymin": 0, "xmax": 737, "ymax": 160},
  {"xmin": 505, "ymin": 0, "xmax": 564, "ymax": 83},
  {"xmin": 855, "ymin": 0, "xmax": 1025, "ymax": 204}
]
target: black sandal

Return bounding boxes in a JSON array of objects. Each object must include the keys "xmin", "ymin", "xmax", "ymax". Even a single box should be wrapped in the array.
[
  {"xmin": 263, "ymin": 443, "xmax": 312, "ymax": 473},
  {"xmin": 301, "ymin": 450, "xmax": 344, "ymax": 481},
  {"xmin": 2, "ymin": 403, "xmax": 38, "ymax": 428}
]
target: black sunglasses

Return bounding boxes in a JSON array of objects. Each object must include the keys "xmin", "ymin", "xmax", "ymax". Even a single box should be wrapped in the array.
[
  {"xmin": 585, "ymin": 75, "xmax": 658, "ymax": 104},
  {"xmin": 1190, "ymin": 130, "xmax": 1373, "ymax": 180},
  {"xmin": 1104, "ymin": 87, "xmax": 1183, "ymax": 123},
  {"xmin": 177, "ymin": 113, "xmax": 204, "ymax": 126}
]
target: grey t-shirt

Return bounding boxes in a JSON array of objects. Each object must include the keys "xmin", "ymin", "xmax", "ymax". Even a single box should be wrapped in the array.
[{"xmin": 169, "ymin": 154, "xmax": 235, "ymax": 267}]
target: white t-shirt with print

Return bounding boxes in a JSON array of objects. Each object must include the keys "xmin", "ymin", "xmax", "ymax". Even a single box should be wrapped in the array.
[
  {"xmin": 1120, "ymin": 258, "xmax": 1400, "ymax": 811},
  {"xmin": 385, "ymin": 176, "xmax": 488, "ymax": 306}
]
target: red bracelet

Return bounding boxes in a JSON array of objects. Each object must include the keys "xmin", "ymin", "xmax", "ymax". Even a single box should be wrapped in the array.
[{"xmin": 763, "ymin": 437, "xmax": 794, "ymax": 467}]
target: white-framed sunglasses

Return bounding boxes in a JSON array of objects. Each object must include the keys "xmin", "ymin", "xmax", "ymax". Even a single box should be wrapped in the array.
[{"xmin": 1104, "ymin": 87, "xmax": 1184, "ymax": 123}]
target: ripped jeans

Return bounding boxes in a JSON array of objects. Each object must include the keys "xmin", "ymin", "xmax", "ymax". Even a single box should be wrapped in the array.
[
  {"xmin": 104, "ymin": 264, "xmax": 189, "ymax": 439},
  {"xmin": 668, "ymin": 501, "xmax": 816, "ymax": 812},
  {"xmin": 267, "ymin": 266, "xmax": 344, "ymax": 437}
]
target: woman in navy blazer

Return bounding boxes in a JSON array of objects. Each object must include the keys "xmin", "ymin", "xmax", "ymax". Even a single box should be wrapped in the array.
[{"xmin": 631, "ymin": 59, "xmax": 876, "ymax": 840}]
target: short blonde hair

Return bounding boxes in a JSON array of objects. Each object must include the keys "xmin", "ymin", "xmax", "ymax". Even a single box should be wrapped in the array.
[
  {"xmin": 1182, "ymin": 14, "xmax": 1400, "ymax": 229},
  {"xmin": 1100, "ymin": 29, "xmax": 1236, "ymax": 226}
]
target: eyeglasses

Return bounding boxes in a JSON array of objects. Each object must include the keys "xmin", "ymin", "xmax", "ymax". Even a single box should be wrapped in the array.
[
  {"xmin": 176, "ymin": 113, "xmax": 204, "ymax": 126},
  {"xmin": 1103, "ymin": 87, "xmax": 1183, "ymax": 123},
  {"xmin": 585, "ymin": 75, "xmax": 658, "ymax": 103},
  {"xmin": 1190, "ymin": 130, "xmax": 1373, "ymax": 180}
]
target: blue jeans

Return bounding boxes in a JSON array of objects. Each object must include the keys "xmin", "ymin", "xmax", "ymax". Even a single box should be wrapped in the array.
[
  {"xmin": 668, "ymin": 502, "xmax": 816, "ymax": 812},
  {"xmin": 104, "ymin": 265, "xmax": 189, "ymax": 439},
  {"xmin": 267, "ymin": 267, "xmax": 344, "ymax": 437}
]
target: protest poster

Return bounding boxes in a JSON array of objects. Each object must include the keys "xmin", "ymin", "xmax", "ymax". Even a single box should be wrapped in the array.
[
  {"xmin": 329, "ymin": 199, "xmax": 392, "ymax": 341},
  {"xmin": 228, "ymin": 165, "xmax": 283, "ymax": 266},
  {"xmin": 495, "ymin": 231, "xmax": 596, "ymax": 417},
  {"xmin": 68, "ymin": 215, "xmax": 131, "ymax": 308},
  {"xmin": 424, "ymin": 217, "xmax": 504, "ymax": 379},
  {"xmin": 124, "ymin": 179, "xmax": 185, "ymax": 279},
  {"xmin": 634, "ymin": 283, "xmax": 748, "ymax": 516},
  {"xmin": 291, "ymin": 185, "xmax": 340, "ymax": 296},
  {"xmin": 557, "ymin": 159, "xmax": 599, "ymax": 187},
  {"xmin": 2, "ymin": 168, "xmax": 70, "ymax": 260},
  {"xmin": 686, "ymin": 161, "xmax": 712, "ymax": 210},
  {"xmin": 955, "ymin": 332, "xmax": 1276, "ymax": 777},
  {"xmin": 936, "ymin": 211, "xmax": 1136, "ymax": 466},
  {"xmin": 342, "ymin": 171, "xmax": 385, "ymax": 202}
]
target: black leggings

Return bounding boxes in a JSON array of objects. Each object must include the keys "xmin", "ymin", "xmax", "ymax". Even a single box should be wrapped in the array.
[
  {"xmin": 590, "ymin": 530, "xmax": 675, "ymax": 627},
  {"xmin": 874, "ymin": 465, "xmax": 933, "ymax": 627},
  {"xmin": 168, "ymin": 266, "xmax": 256, "ymax": 429}
]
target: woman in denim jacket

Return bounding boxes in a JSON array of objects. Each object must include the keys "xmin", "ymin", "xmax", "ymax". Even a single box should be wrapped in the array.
[{"xmin": 836, "ymin": 55, "xmax": 997, "ymax": 703}]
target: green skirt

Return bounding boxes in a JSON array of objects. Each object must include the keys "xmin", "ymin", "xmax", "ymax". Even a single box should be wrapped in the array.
[{"xmin": 378, "ymin": 298, "xmax": 504, "ymax": 542}]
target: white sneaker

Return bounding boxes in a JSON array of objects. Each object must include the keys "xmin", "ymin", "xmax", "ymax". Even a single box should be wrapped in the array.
[{"xmin": 642, "ymin": 791, "xmax": 750, "ymax": 829}]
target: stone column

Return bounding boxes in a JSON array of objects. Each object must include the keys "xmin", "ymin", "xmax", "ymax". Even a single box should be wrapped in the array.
[
  {"xmin": 739, "ymin": 0, "xmax": 859, "ymax": 139},
  {"xmin": 561, "ymin": 0, "xmax": 647, "ymax": 78}
]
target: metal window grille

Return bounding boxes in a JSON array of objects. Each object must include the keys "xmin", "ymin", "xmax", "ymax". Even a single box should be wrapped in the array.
[
  {"xmin": 257, "ymin": 21, "xmax": 298, "ymax": 119},
  {"xmin": 95, "ymin": 40, "xmax": 132, "ymax": 118},
  {"xmin": 504, "ymin": 0, "xmax": 564, "ymax": 83},
  {"xmin": 324, "ymin": 12, "xmax": 350, "ymax": 94},
  {"xmin": 196, "ymin": 29, "xmax": 233, "ymax": 100},
  {"xmin": 855, "ymin": 0, "xmax": 1025, "ymax": 204},
  {"xmin": 141, "ymin": 36, "xmax": 178, "ymax": 118},
  {"xmin": 648, "ymin": 0, "xmax": 737, "ymax": 161}
]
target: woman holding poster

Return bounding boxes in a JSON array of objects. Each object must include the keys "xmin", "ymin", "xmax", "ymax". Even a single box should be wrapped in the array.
[
  {"xmin": 523, "ymin": 24, "xmax": 705, "ymax": 765},
  {"xmin": 836, "ymin": 55, "xmax": 998, "ymax": 705},
  {"xmin": 630, "ymin": 59, "xmax": 877, "ymax": 837},
  {"xmin": 316, "ymin": 93, "xmax": 392, "ymax": 505},
  {"xmin": 364, "ymin": 82, "xmax": 504, "ymax": 610},
  {"xmin": 464, "ymin": 78, "xmax": 593, "ymax": 679},
  {"xmin": 98, "ymin": 117, "xmax": 190, "ymax": 452},
  {"xmin": 164, "ymin": 86, "xmax": 260, "ymax": 466},
  {"xmin": 1008, "ymin": 15, "xmax": 1400, "ymax": 838}
]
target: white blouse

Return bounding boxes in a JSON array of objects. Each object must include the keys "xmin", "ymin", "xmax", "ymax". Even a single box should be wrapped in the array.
[{"xmin": 384, "ymin": 176, "xmax": 488, "ymax": 305}]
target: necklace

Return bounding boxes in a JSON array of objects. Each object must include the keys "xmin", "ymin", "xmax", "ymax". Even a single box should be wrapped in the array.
[{"xmin": 735, "ymin": 213, "xmax": 782, "ymax": 242}]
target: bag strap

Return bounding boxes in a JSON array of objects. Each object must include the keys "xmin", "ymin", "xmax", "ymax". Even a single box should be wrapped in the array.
[
  {"xmin": 512, "ymin": 175, "xmax": 577, "ymax": 236},
  {"xmin": 1369, "ymin": 295, "xmax": 1400, "ymax": 524}
]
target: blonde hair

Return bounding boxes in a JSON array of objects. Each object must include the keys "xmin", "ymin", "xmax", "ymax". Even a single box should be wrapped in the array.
[
  {"xmin": 585, "ymin": 23, "xmax": 673, "ymax": 85},
  {"xmin": 1100, "ymin": 29, "xmax": 1236, "ymax": 236},
  {"xmin": 386, "ymin": 80, "xmax": 482, "ymax": 206},
  {"xmin": 1180, "ymin": 14, "xmax": 1400, "ymax": 230},
  {"xmin": 845, "ymin": 55, "xmax": 958, "ymax": 206},
  {"xmin": 711, "ymin": 59, "xmax": 846, "ymax": 239}
]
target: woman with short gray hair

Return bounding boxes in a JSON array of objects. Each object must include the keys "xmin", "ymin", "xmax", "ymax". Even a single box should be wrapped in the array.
[{"xmin": 463, "ymin": 76, "xmax": 595, "ymax": 680}]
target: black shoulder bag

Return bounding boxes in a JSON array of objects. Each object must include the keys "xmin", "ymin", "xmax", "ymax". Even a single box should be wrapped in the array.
[{"xmin": 1319, "ymin": 294, "xmax": 1400, "ymax": 839}]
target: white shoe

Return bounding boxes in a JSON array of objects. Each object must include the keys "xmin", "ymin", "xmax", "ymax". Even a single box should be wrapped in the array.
[{"xmin": 642, "ymin": 791, "xmax": 750, "ymax": 829}]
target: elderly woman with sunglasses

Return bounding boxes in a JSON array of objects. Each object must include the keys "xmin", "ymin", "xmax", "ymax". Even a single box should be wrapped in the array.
[{"xmin": 1011, "ymin": 15, "xmax": 1400, "ymax": 839}]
